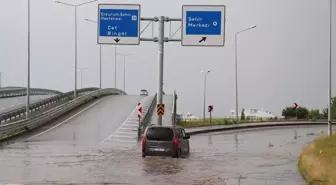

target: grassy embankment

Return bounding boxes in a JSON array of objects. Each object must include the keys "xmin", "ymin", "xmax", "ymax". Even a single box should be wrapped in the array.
[{"xmin": 298, "ymin": 134, "xmax": 336, "ymax": 185}]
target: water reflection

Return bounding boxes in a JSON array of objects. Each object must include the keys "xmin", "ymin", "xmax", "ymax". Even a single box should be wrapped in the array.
[{"xmin": 141, "ymin": 157, "xmax": 184, "ymax": 176}]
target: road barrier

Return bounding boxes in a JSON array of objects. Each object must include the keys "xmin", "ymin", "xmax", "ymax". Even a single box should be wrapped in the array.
[
  {"xmin": 0, "ymin": 87, "xmax": 62, "ymax": 98},
  {"xmin": 0, "ymin": 88, "xmax": 126, "ymax": 142},
  {"xmin": 184, "ymin": 121, "xmax": 332, "ymax": 135},
  {"xmin": 0, "ymin": 88, "xmax": 126, "ymax": 124},
  {"xmin": 138, "ymin": 94, "xmax": 157, "ymax": 137}
]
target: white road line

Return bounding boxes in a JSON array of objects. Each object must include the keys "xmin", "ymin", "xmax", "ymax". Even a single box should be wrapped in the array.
[
  {"xmin": 27, "ymin": 96, "xmax": 111, "ymax": 140},
  {"xmin": 114, "ymin": 131, "xmax": 136, "ymax": 135},
  {"xmin": 123, "ymin": 123, "xmax": 138, "ymax": 126},
  {"xmin": 118, "ymin": 128, "xmax": 137, "ymax": 130},
  {"xmin": 110, "ymin": 135, "xmax": 134, "ymax": 138},
  {"xmin": 106, "ymin": 139, "xmax": 137, "ymax": 143},
  {"xmin": 100, "ymin": 97, "xmax": 149, "ymax": 144}
]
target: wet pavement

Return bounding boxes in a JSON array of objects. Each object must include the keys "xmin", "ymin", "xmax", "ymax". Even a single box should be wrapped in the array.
[{"xmin": 0, "ymin": 125, "xmax": 328, "ymax": 185}]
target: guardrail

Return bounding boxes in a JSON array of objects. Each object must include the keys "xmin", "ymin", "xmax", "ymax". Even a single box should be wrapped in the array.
[
  {"xmin": 0, "ymin": 87, "xmax": 62, "ymax": 98},
  {"xmin": 138, "ymin": 94, "xmax": 157, "ymax": 136},
  {"xmin": 0, "ymin": 88, "xmax": 126, "ymax": 142},
  {"xmin": 0, "ymin": 87, "xmax": 125, "ymax": 123}
]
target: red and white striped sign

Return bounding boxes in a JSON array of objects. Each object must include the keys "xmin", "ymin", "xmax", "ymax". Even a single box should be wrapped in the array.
[{"xmin": 137, "ymin": 103, "xmax": 142, "ymax": 119}]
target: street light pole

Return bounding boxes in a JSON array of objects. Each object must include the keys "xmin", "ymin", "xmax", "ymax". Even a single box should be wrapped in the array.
[
  {"xmin": 0, "ymin": 71, "xmax": 3, "ymax": 88},
  {"xmin": 116, "ymin": 53, "xmax": 133, "ymax": 92},
  {"xmin": 234, "ymin": 25, "xmax": 257, "ymax": 123},
  {"xmin": 328, "ymin": 0, "xmax": 333, "ymax": 136},
  {"xmin": 84, "ymin": 18, "xmax": 102, "ymax": 89},
  {"xmin": 26, "ymin": 0, "xmax": 31, "ymax": 118},
  {"xmin": 115, "ymin": 46, "xmax": 117, "ymax": 88},
  {"xmin": 55, "ymin": 0, "xmax": 97, "ymax": 97},
  {"xmin": 76, "ymin": 67, "xmax": 87, "ymax": 89},
  {"xmin": 74, "ymin": 6, "xmax": 78, "ymax": 96},
  {"xmin": 202, "ymin": 70, "xmax": 210, "ymax": 121}
]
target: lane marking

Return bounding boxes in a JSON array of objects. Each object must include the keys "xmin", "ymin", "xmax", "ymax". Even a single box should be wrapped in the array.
[
  {"xmin": 121, "ymin": 123, "xmax": 138, "ymax": 126},
  {"xmin": 100, "ymin": 96, "xmax": 152, "ymax": 144},
  {"xmin": 27, "ymin": 96, "xmax": 112, "ymax": 140},
  {"xmin": 110, "ymin": 135, "xmax": 134, "ymax": 138},
  {"xmin": 114, "ymin": 131, "xmax": 137, "ymax": 135},
  {"xmin": 105, "ymin": 139, "xmax": 137, "ymax": 143}
]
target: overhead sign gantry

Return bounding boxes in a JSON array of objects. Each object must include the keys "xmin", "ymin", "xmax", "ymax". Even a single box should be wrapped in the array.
[{"xmin": 97, "ymin": 4, "xmax": 226, "ymax": 125}]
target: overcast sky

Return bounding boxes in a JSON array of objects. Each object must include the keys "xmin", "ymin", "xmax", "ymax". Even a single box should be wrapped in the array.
[{"xmin": 0, "ymin": 0, "xmax": 335, "ymax": 117}]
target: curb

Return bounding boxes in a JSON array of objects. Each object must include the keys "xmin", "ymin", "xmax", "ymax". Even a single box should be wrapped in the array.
[{"xmin": 185, "ymin": 122, "xmax": 333, "ymax": 135}]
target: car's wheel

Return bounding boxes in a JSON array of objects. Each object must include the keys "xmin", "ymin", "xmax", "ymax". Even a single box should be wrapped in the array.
[{"xmin": 142, "ymin": 153, "xmax": 146, "ymax": 158}]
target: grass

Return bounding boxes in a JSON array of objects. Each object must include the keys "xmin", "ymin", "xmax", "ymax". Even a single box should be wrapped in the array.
[
  {"xmin": 177, "ymin": 118, "xmax": 267, "ymax": 128},
  {"xmin": 298, "ymin": 134, "xmax": 336, "ymax": 185}
]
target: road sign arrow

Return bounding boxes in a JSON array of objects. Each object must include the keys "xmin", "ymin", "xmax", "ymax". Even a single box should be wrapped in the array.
[
  {"xmin": 294, "ymin": 103, "xmax": 298, "ymax": 109},
  {"xmin": 114, "ymin": 38, "xmax": 120, "ymax": 43},
  {"xmin": 199, "ymin": 37, "xmax": 207, "ymax": 43}
]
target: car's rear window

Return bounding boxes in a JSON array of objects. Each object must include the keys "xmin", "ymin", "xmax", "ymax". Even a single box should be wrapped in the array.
[{"xmin": 146, "ymin": 127, "xmax": 174, "ymax": 141}]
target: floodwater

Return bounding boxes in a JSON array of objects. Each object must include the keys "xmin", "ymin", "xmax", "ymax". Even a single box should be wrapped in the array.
[{"xmin": 0, "ymin": 126, "xmax": 327, "ymax": 185}]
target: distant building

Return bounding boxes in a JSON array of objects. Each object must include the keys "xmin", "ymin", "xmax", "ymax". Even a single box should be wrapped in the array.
[
  {"xmin": 230, "ymin": 108, "xmax": 276, "ymax": 120},
  {"xmin": 177, "ymin": 112, "xmax": 200, "ymax": 122}
]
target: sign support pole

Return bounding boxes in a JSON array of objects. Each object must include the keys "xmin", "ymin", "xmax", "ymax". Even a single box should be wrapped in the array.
[
  {"xmin": 157, "ymin": 16, "xmax": 165, "ymax": 126},
  {"xmin": 210, "ymin": 111, "xmax": 212, "ymax": 123}
]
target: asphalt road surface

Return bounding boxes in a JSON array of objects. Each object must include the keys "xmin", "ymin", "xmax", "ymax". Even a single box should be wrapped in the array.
[
  {"xmin": 0, "ymin": 95, "xmax": 54, "ymax": 114},
  {"xmin": 26, "ymin": 95, "xmax": 144, "ymax": 144},
  {"xmin": 0, "ymin": 125, "xmax": 328, "ymax": 185}
]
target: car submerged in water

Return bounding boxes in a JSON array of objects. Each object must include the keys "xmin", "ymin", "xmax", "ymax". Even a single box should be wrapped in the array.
[{"xmin": 141, "ymin": 125, "xmax": 190, "ymax": 158}]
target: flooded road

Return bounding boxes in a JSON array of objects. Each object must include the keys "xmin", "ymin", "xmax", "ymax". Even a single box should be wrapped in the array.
[{"xmin": 0, "ymin": 126, "xmax": 327, "ymax": 185}]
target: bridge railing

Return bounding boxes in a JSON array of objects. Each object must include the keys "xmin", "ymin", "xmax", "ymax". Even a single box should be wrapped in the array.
[
  {"xmin": 0, "ymin": 88, "xmax": 126, "ymax": 142},
  {"xmin": 0, "ymin": 87, "xmax": 125, "ymax": 123},
  {"xmin": 0, "ymin": 87, "xmax": 63, "ymax": 98},
  {"xmin": 138, "ymin": 93, "xmax": 157, "ymax": 137}
]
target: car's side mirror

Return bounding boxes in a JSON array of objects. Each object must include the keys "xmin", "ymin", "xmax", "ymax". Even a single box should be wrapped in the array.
[{"xmin": 184, "ymin": 135, "xmax": 190, "ymax": 139}]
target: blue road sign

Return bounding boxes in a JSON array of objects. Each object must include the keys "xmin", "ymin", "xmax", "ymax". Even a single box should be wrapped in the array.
[
  {"xmin": 185, "ymin": 11, "xmax": 222, "ymax": 35},
  {"xmin": 99, "ymin": 9, "xmax": 139, "ymax": 38}
]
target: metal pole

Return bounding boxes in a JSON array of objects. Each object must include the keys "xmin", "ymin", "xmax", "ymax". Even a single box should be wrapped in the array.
[
  {"xmin": 0, "ymin": 72, "xmax": 2, "ymax": 88},
  {"xmin": 123, "ymin": 56, "xmax": 126, "ymax": 92},
  {"xmin": 100, "ymin": 44, "xmax": 102, "ymax": 89},
  {"xmin": 74, "ymin": 7, "xmax": 78, "ymax": 97},
  {"xmin": 81, "ymin": 69, "xmax": 83, "ymax": 88},
  {"xmin": 157, "ymin": 16, "xmax": 165, "ymax": 126},
  {"xmin": 328, "ymin": 0, "xmax": 333, "ymax": 136},
  {"xmin": 234, "ymin": 25, "xmax": 256, "ymax": 123},
  {"xmin": 114, "ymin": 46, "xmax": 117, "ymax": 88},
  {"xmin": 26, "ymin": 0, "xmax": 31, "ymax": 118},
  {"xmin": 235, "ymin": 33, "xmax": 239, "ymax": 123},
  {"xmin": 203, "ymin": 73, "xmax": 207, "ymax": 120}
]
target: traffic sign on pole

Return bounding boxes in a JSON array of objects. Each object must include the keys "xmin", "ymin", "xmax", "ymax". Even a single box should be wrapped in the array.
[
  {"xmin": 98, "ymin": 4, "xmax": 141, "ymax": 45},
  {"xmin": 294, "ymin": 103, "xmax": 298, "ymax": 109},
  {"xmin": 181, "ymin": 5, "xmax": 226, "ymax": 47},
  {"xmin": 208, "ymin": 105, "xmax": 213, "ymax": 112},
  {"xmin": 157, "ymin": 104, "xmax": 165, "ymax": 116},
  {"xmin": 137, "ymin": 102, "xmax": 142, "ymax": 119}
]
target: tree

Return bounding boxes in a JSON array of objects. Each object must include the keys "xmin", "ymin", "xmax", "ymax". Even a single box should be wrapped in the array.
[
  {"xmin": 282, "ymin": 106, "xmax": 309, "ymax": 119},
  {"xmin": 309, "ymin": 109, "xmax": 320, "ymax": 120},
  {"xmin": 321, "ymin": 97, "xmax": 336, "ymax": 119},
  {"xmin": 241, "ymin": 108, "xmax": 246, "ymax": 120}
]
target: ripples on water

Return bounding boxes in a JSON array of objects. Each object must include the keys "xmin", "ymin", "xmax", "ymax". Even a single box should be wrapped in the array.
[{"xmin": 0, "ymin": 126, "xmax": 327, "ymax": 185}]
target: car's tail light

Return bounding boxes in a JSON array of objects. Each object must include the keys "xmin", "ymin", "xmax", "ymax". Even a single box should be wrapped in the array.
[
  {"xmin": 142, "ymin": 136, "xmax": 146, "ymax": 150},
  {"xmin": 173, "ymin": 136, "xmax": 179, "ymax": 151}
]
